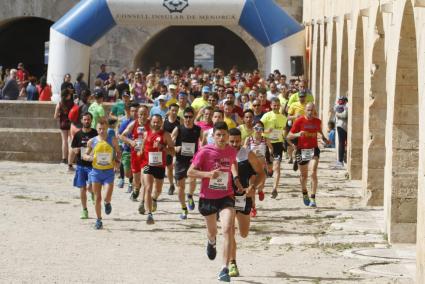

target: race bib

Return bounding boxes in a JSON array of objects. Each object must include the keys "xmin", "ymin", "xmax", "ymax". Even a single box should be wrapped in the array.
[
  {"xmin": 135, "ymin": 139, "xmax": 142, "ymax": 151},
  {"xmin": 235, "ymin": 195, "xmax": 246, "ymax": 210},
  {"xmin": 80, "ymin": 147, "xmax": 88, "ymax": 159},
  {"xmin": 108, "ymin": 90, "xmax": 115, "ymax": 97},
  {"xmin": 148, "ymin": 152, "xmax": 163, "ymax": 166},
  {"xmin": 253, "ymin": 144, "xmax": 266, "ymax": 157},
  {"xmin": 97, "ymin": 153, "xmax": 112, "ymax": 165},
  {"xmin": 269, "ymin": 129, "xmax": 281, "ymax": 141},
  {"xmin": 181, "ymin": 142, "xmax": 195, "ymax": 156},
  {"xmin": 209, "ymin": 171, "xmax": 229, "ymax": 191},
  {"xmin": 301, "ymin": 148, "xmax": 314, "ymax": 162}
]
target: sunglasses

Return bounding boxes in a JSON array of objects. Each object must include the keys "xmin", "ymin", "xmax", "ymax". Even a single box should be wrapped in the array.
[
  {"xmin": 208, "ymin": 99, "xmax": 216, "ymax": 102},
  {"xmin": 184, "ymin": 115, "xmax": 193, "ymax": 119},
  {"xmin": 252, "ymin": 104, "xmax": 260, "ymax": 107},
  {"xmin": 254, "ymin": 127, "xmax": 264, "ymax": 131}
]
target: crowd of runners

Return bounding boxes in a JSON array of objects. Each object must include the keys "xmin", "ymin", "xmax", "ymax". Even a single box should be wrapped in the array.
[{"xmin": 52, "ymin": 64, "xmax": 346, "ymax": 282}]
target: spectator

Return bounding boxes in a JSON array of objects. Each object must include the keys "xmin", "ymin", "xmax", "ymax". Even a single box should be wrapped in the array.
[
  {"xmin": 334, "ymin": 96, "xmax": 348, "ymax": 167},
  {"xmin": 97, "ymin": 64, "xmax": 109, "ymax": 81},
  {"xmin": 1, "ymin": 69, "xmax": 19, "ymax": 100},
  {"xmin": 37, "ymin": 76, "xmax": 52, "ymax": 101},
  {"xmin": 26, "ymin": 76, "xmax": 39, "ymax": 101},
  {"xmin": 73, "ymin": 72, "xmax": 88, "ymax": 99},
  {"xmin": 54, "ymin": 89, "xmax": 74, "ymax": 170},
  {"xmin": 61, "ymin": 73, "xmax": 74, "ymax": 91}
]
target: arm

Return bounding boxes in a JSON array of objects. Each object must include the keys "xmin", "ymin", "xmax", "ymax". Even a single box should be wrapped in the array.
[
  {"xmin": 163, "ymin": 132, "xmax": 175, "ymax": 156},
  {"xmin": 112, "ymin": 137, "xmax": 122, "ymax": 163},
  {"xmin": 265, "ymin": 138, "xmax": 273, "ymax": 155},
  {"xmin": 82, "ymin": 139, "xmax": 94, "ymax": 161},
  {"xmin": 201, "ymin": 131, "xmax": 208, "ymax": 146},
  {"xmin": 54, "ymin": 103, "xmax": 60, "ymax": 119},
  {"xmin": 187, "ymin": 163, "xmax": 219, "ymax": 179},
  {"xmin": 119, "ymin": 121, "xmax": 136, "ymax": 147},
  {"xmin": 231, "ymin": 162, "xmax": 244, "ymax": 193}
]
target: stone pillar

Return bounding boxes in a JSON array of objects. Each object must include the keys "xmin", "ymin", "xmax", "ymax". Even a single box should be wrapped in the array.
[
  {"xmin": 318, "ymin": 22, "xmax": 325, "ymax": 120},
  {"xmin": 321, "ymin": 21, "xmax": 335, "ymax": 128},
  {"xmin": 311, "ymin": 24, "xmax": 319, "ymax": 102},
  {"xmin": 362, "ymin": 8, "xmax": 387, "ymax": 206}
]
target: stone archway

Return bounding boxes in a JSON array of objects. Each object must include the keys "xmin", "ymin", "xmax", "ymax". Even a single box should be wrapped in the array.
[
  {"xmin": 362, "ymin": 10, "xmax": 387, "ymax": 206},
  {"xmin": 322, "ymin": 21, "xmax": 337, "ymax": 127},
  {"xmin": 385, "ymin": 0, "xmax": 418, "ymax": 243},
  {"xmin": 0, "ymin": 17, "xmax": 53, "ymax": 77},
  {"xmin": 347, "ymin": 15, "xmax": 365, "ymax": 180},
  {"xmin": 133, "ymin": 26, "xmax": 259, "ymax": 72}
]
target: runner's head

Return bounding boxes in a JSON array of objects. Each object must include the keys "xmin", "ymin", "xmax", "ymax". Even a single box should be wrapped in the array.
[
  {"xmin": 201, "ymin": 106, "xmax": 213, "ymax": 123},
  {"xmin": 169, "ymin": 103, "xmax": 179, "ymax": 118},
  {"xmin": 243, "ymin": 109, "xmax": 254, "ymax": 126},
  {"xmin": 96, "ymin": 117, "xmax": 108, "ymax": 136},
  {"xmin": 130, "ymin": 102, "xmax": 139, "ymax": 119},
  {"xmin": 183, "ymin": 107, "xmax": 195, "ymax": 127},
  {"xmin": 270, "ymin": 97, "xmax": 280, "ymax": 113},
  {"xmin": 299, "ymin": 91, "xmax": 307, "ymax": 103},
  {"xmin": 305, "ymin": 102, "xmax": 315, "ymax": 119},
  {"xmin": 253, "ymin": 121, "xmax": 264, "ymax": 138},
  {"xmin": 212, "ymin": 109, "xmax": 224, "ymax": 124},
  {"xmin": 151, "ymin": 114, "xmax": 163, "ymax": 131},
  {"xmin": 81, "ymin": 112, "xmax": 92, "ymax": 129},
  {"xmin": 138, "ymin": 105, "xmax": 149, "ymax": 123},
  {"xmin": 213, "ymin": 121, "xmax": 229, "ymax": 148},
  {"xmin": 223, "ymin": 100, "xmax": 233, "ymax": 116},
  {"xmin": 228, "ymin": 128, "xmax": 242, "ymax": 150}
]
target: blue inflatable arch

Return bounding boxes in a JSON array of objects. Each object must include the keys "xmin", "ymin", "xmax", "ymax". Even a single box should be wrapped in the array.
[{"xmin": 47, "ymin": 0, "xmax": 304, "ymax": 95}]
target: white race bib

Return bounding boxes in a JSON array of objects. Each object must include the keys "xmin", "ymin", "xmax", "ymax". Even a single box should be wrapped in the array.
[
  {"xmin": 135, "ymin": 139, "xmax": 142, "ymax": 151},
  {"xmin": 235, "ymin": 195, "xmax": 246, "ymax": 210},
  {"xmin": 148, "ymin": 152, "xmax": 163, "ymax": 166},
  {"xmin": 181, "ymin": 142, "xmax": 195, "ymax": 156},
  {"xmin": 97, "ymin": 153, "xmax": 112, "ymax": 165},
  {"xmin": 253, "ymin": 144, "xmax": 266, "ymax": 157},
  {"xmin": 209, "ymin": 171, "xmax": 229, "ymax": 191},
  {"xmin": 269, "ymin": 129, "xmax": 282, "ymax": 141},
  {"xmin": 80, "ymin": 147, "xmax": 88, "ymax": 159},
  {"xmin": 108, "ymin": 90, "xmax": 115, "ymax": 97},
  {"xmin": 301, "ymin": 148, "xmax": 314, "ymax": 162}
]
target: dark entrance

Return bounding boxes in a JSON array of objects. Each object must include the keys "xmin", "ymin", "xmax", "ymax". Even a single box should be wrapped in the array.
[
  {"xmin": 134, "ymin": 26, "xmax": 258, "ymax": 72},
  {"xmin": 0, "ymin": 17, "xmax": 53, "ymax": 78}
]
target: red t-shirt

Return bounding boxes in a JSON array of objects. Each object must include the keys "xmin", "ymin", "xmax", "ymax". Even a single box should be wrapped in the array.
[
  {"xmin": 260, "ymin": 101, "xmax": 271, "ymax": 113},
  {"xmin": 142, "ymin": 129, "xmax": 166, "ymax": 168},
  {"xmin": 290, "ymin": 116, "xmax": 322, "ymax": 149}
]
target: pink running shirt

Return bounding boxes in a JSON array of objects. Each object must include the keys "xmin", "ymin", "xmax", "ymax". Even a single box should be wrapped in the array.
[{"xmin": 191, "ymin": 144, "xmax": 237, "ymax": 199}]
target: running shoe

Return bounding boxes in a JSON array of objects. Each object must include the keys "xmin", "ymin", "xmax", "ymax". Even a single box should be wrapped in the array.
[
  {"xmin": 152, "ymin": 199, "xmax": 157, "ymax": 212},
  {"xmin": 180, "ymin": 209, "xmax": 188, "ymax": 220},
  {"xmin": 309, "ymin": 198, "xmax": 317, "ymax": 208},
  {"xmin": 303, "ymin": 194, "xmax": 310, "ymax": 206},
  {"xmin": 228, "ymin": 263, "xmax": 240, "ymax": 277},
  {"xmin": 94, "ymin": 219, "xmax": 103, "ymax": 230},
  {"xmin": 187, "ymin": 195, "xmax": 195, "ymax": 211},
  {"xmin": 104, "ymin": 202, "xmax": 112, "ymax": 215},
  {"xmin": 117, "ymin": 178, "xmax": 124, "ymax": 188},
  {"xmin": 271, "ymin": 189, "xmax": 278, "ymax": 199},
  {"xmin": 289, "ymin": 158, "xmax": 293, "ymax": 164},
  {"xmin": 130, "ymin": 190, "xmax": 139, "ymax": 201},
  {"xmin": 138, "ymin": 202, "xmax": 145, "ymax": 215},
  {"xmin": 293, "ymin": 161, "xmax": 298, "ymax": 171},
  {"xmin": 146, "ymin": 213, "xmax": 155, "ymax": 225},
  {"xmin": 258, "ymin": 190, "xmax": 265, "ymax": 201},
  {"xmin": 168, "ymin": 184, "xmax": 175, "ymax": 195},
  {"xmin": 218, "ymin": 267, "xmax": 230, "ymax": 282},
  {"xmin": 126, "ymin": 183, "xmax": 133, "ymax": 194},
  {"xmin": 80, "ymin": 208, "xmax": 88, "ymax": 219},
  {"xmin": 250, "ymin": 207, "xmax": 257, "ymax": 217},
  {"xmin": 61, "ymin": 158, "xmax": 67, "ymax": 164},
  {"xmin": 206, "ymin": 239, "xmax": 217, "ymax": 260}
]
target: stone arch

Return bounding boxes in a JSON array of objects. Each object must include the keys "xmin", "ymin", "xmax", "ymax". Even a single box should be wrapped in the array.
[
  {"xmin": 386, "ymin": 0, "xmax": 418, "ymax": 243},
  {"xmin": 362, "ymin": 11, "xmax": 387, "ymax": 206},
  {"xmin": 347, "ymin": 15, "xmax": 365, "ymax": 180},
  {"xmin": 133, "ymin": 26, "xmax": 259, "ymax": 73},
  {"xmin": 0, "ymin": 17, "xmax": 54, "ymax": 77}
]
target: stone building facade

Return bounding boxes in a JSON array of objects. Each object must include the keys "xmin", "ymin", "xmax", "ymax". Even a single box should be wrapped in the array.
[
  {"xmin": 0, "ymin": 0, "xmax": 302, "ymax": 84},
  {"xmin": 303, "ymin": 0, "xmax": 425, "ymax": 281}
]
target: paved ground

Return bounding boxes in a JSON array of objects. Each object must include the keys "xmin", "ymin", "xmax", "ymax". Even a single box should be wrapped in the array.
[{"xmin": 0, "ymin": 149, "xmax": 416, "ymax": 283}]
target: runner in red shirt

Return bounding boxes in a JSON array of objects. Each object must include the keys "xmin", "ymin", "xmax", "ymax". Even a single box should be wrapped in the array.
[
  {"xmin": 139, "ymin": 114, "xmax": 174, "ymax": 224},
  {"xmin": 287, "ymin": 103, "xmax": 328, "ymax": 208}
]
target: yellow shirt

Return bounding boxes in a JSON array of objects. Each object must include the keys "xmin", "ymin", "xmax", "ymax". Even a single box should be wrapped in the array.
[
  {"xmin": 287, "ymin": 92, "xmax": 314, "ymax": 106},
  {"xmin": 238, "ymin": 124, "xmax": 253, "ymax": 143},
  {"xmin": 166, "ymin": 97, "xmax": 178, "ymax": 108},
  {"xmin": 224, "ymin": 116, "xmax": 237, "ymax": 130},
  {"xmin": 288, "ymin": 102, "xmax": 307, "ymax": 117},
  {"xmin": 260, "ymin": 111, "xmax": 287, "ymax": 143},
  {"xmin": 191, "ymin": 97, "xmax": 208, "ymax": 112}
]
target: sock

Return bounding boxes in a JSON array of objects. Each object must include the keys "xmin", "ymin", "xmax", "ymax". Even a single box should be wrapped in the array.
[
  {"xmin": 208, "ymin": 238, "xmax": 216, "ymax": 245},
  {"xmin": 153, "ymin": 198, "xmax": 157, "ymax": 202},
  {"xmin": 311, "ymin": 194, "xmax": 316, "ymax": 199},
  {"xmin": 230, "ymin": 260, "xmax": 236, "ymax": 265},
  {"xmin": 182, "ymin": 206, "xmax": 188, "ymax": 211},
  {"xmin": 83, "ymin": 208, "xmax": 87, "ymax": 211},
  {"xmin": 302, "ymin": 191, "xmax": 308, "ymax": 196},
  {"xmin": 119, "ymin": 163, "xmax": 124, "ymax": 179},
  {"xmin": 187, "ymin": 194, "xmax": 193, "ymax": 199}
]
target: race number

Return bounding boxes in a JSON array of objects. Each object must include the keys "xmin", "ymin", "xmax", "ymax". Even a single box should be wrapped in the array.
[
  {"xmin": 209, "ymin": 171, "xmax": 229, "ymax": 191},
  {"xmin": 148, "ymin": 152, "xmax": 163, "ymax": 166}
]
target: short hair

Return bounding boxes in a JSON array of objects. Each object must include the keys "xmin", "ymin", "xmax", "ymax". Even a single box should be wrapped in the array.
[
  {"xmin": 183, "ymin": 106, "xmax": 195, "ymax": 115},
  {"xmin": 169, "ymin": 103, "xmax": 179, "ymax": 109},
  {"xmin": 224, "ymin": 100, "xmax": 234, "ymax": 106},
  {"xmin": 254, "ymin": 120, "xmax": 264, "ymax": 127},
  {"xmin": 108, "ymin": 118, "xmax": 117, "ymax": 126},
  {"xmin": 202, "ymin": 106, "xmax": 213, "ymax": 112},
  {"xmin": 229, "ymin": 128, "xmax": 241, "ymax": 137},
  {"xmin": 243, "ymin": 109, "xmax": 254, "ymax": 116},
  {"xmin": 81, "ymin": 112, "xmax": 93, "ymax": 119},
  {"xmin": 151, "ymin": 114, "xmax": 163, "ymax": 120},
  {"xmin": 81, "ymin": 89, "xmax": 91, "ymax": 98},
  {"xmin": 213, "ymin": 109, "xmax": 224, "ymax": 115},
  {"xmin": 130, "ymin": 102, "xmax": 140, "ymax": 109},
  {"xmin": 270, "ymin": 97, "xmax": 280, "ymax": 104},
  {"xmin": 213, "ymin": 121, "xmax": 228, "ymax": 133},
  {"xmin": 328, "ymin": 121, "xmax": 335, "ymax": 129}
]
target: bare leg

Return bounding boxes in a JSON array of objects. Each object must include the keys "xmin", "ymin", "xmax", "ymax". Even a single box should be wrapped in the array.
[
  {"xmin": 177, "ymin": 177, "xmax": 186, "ymax": 208},
  {"xmin": 299, "ymin": 163, "xmax": 309, "ymax": 193},
  {"xmin": 143, "ymin": 173, "xmax": 154, "ymax": 213},
  {"xmin": 272, "ymin": 160, "xmax": 281, "ymax": 190},
  {"xmin": 167, "ymin": 164, "xmax": 174, "ymax": 187},
  {"xmin": 230, "ymin": 213, "xmax": 250, "ymax": 261},
  {"xmin": 310, "ymin": 157, "xmax": 319, "ymax": 195},
  {"xmin": 219, "ymin": 207, "xmax": 236, "ymax": 268},
  {"xmin": 93, "ymin": 182, "xmax": 102, "ymax": 219},
  {"xmin": 104, "ymin": 182, "xmax": 114, "ymax": 204},
  {"xmin": 60, "ymin": 130, "xmax": 69, "ymax": 161},
  {"xmin": 80, "ymin": 186, "xmax": 87, "ymax": 209},
  {"xmin": 188, "ymin": 177, "xmax": 196, "ymax": 195},
  {"xmin": 152, "ymin": 178, "xmax": 164, "ymax": 200}
]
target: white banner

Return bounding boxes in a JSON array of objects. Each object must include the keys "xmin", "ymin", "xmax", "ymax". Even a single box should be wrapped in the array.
[{"xmin": 107, "ymin": 0, "xmax": 245, "ymax": 26}]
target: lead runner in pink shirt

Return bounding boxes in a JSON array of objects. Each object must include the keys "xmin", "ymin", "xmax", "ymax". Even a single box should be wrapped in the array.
[{"xmin": 188, "ymin": 121, "xmax": 244, "ymax": 282}]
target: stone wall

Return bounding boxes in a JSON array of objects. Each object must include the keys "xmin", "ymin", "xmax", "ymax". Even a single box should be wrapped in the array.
[{"xmin": 303, "ymin": 0, "xmax": 425, "ymax": 281}]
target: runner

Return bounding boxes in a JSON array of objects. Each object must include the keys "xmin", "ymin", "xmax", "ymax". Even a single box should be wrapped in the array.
[
  {"xmin": 139, "ymin": 114, "xmax": 175, "ymax": 224},
  {"xmin": 261, "ymin": 97, "xmax": 287, "ymax": 198},
  {"xmin": 202, "ymin": 109, "xmax": 224, "ymax": 146},
  {"xmin": 83, "ymin": 118, "xmax": 121, "ymax": 229},
  {"xmin": 117, "ymin": 102, "xmax": 139, "ymax": 193},
  {"xmin": 227, "ymin": 128, "xmax": 265, "ymax": 277},
  {"xmin": 71, "ymin": 112, "xmax": 97, "ymax": 219},
  {"xmin": 287, "ymin": 103, "xmax": 329, "ymax": 207},
  {"xmin": 287, "ymin": 91, "xmax": 308, "ymax": 164},
  {"xmin": 171, "ymin": 107, "xmax": 202, "ymax": 219},
  {"xmin": 187, "ymin": 121, "xmax": 243, "ymax": 282},
  {"xmin": 237, "ymin": 109, "xmax": 254, "ymax": 144},
  {"xmin": 119, "ymin": 105, "xmax": 150, "ymax": 207},
  {"xmin": 163, "ymin": 103, "xmax": 180, "ymax": 195}
]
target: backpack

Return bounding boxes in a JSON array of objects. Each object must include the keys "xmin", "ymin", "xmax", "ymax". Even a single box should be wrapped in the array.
[{"xmin": 68, "ymin": 104, "xmax": 80, "ymax": 123}]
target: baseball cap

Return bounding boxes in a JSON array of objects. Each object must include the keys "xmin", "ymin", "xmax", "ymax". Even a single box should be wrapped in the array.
[
  {"xmin": 157, "ymin": 94, "xmax": 167, "ymax": 101},
  {"xmin": 94, "ymin": 88, "xmax": 104, "ymax": 98},
  {"xmin": 298, "ymin": 91, "xmax": 306, "ymax": 97},
  {"xmin": 202, "ymin": 86, "xmax": 210, "ymax": 93},
  {"xmin": 178, "ymin": 92, "xmax": 187, "ymax": 98},
  {"xmin": 168, "ymin": 84, "xmax": 177, "ymax": 90},
  {"xmin": 122, "ymin": 91, "xmax": 130, "ymax": 97}
]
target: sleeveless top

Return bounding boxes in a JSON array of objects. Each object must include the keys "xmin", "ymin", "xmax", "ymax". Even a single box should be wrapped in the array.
[
  {"xmin": 175, "ymin": 124, "xmax": 201, "ymax": 162},
  {"xmin": 92, "ymin": 136, "xmax": 115, "ymax": 170},
  {"xmin": 206, "ymin": 128, "xmax": 215, "ymax": 145},
  {"xmin": 247, "ymin": 136, "xmax": 267, "ymax": 158},
  {"xmin": 143, "ymin": 130, "xmax": 166, "ymax": 168},
  {"xmin": 131, "ymin": 119, "xmax": 150, "ymax": 153},
  {"xmin": 163, "ymin": 117, "xmax": 180, "ymax": 134},
  {"xmin": 238, "ymin": 124, "xmax": 253, "ymax": 142},
  {"xmin": 234, "ymin": 147, "xmax": 255, "ymax": 195}
]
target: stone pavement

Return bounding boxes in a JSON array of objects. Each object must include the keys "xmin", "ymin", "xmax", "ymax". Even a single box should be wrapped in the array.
[{"xmin": 0, "ymin": 149, "xmax": 415, "ymax": 283}]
